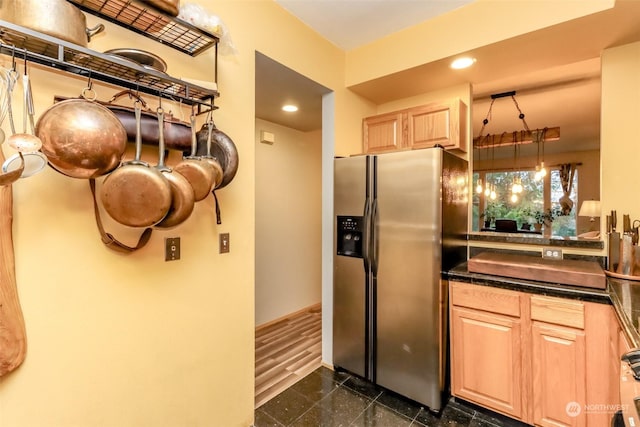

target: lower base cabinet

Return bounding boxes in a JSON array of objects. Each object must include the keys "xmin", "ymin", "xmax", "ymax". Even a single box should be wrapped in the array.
[
  {"xmin": 532, "ymin": 322, "xmax": 586, "ymax": 427},
  {"xmin": 451, "ymin": 306, "xmax": 524, "ymax": 419},
  {"xmin": 450, "ymin": 281, "xmax": 617, "ymax": 427}
]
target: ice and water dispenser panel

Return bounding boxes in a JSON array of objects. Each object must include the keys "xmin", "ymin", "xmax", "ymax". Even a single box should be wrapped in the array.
[{"xmin": 336, "ymin": 216, "xmax": 364, "ymax": 258}]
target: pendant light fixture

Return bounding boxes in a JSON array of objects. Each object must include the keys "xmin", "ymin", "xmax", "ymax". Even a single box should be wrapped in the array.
[
  {"xmin": 510, "ymin": 133, "xmax": 523, "ymax": 203},
  {"xmin": 475, "ymin": 137, "xmax": 483, "ymax": 193},
  {"xmin": 534, "ymin": 128, "xmax": 548, "ymax": 181},
  {"xmin": 488, "ymin": 136, "xmax": 496, "ymax": 200}
]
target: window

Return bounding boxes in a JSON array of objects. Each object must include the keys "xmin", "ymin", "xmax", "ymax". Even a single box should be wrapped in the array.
[
  {"xmin": 472, "ymin": 168, "xmax": 578, "ymax": 236},
  {"xmin": 550, "ymin": 169, "xmax": 577, "ymax": 236}
]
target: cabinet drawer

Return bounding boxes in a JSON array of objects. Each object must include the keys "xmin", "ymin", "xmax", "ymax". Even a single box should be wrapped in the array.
[
  {"xmin": 530, "ymin": 295, "xmax": 584, "ymax": 329},
  {"xmin": 451, "ymin": 282, "xmax": 520, "ymax": 317}
]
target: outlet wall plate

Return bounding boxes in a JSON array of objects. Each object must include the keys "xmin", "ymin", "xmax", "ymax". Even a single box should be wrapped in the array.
[{"xmin": 542, "ymin": 247, "xmax": 563, "ymax": 260}]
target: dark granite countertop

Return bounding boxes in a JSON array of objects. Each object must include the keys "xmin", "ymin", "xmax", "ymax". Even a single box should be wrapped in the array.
[
  {"xmin": 609, "ymin": 278, "xmax": 640, "ymax": 348},
  {"xmin": 446, "ymin": 262, "xmax": 640, "ymax": 348},
  {"xmin": 468, "ymin": 232, "xmax": 605, "ymax": 249},
  {"xmin": 447, "ymin": 262, "xmax": 611, "ymax": 304}
]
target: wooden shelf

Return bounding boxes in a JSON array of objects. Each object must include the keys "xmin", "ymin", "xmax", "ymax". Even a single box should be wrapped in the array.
[{"xmin": 473, "ymin": 127, "xmax": 560, "ymax": 149}]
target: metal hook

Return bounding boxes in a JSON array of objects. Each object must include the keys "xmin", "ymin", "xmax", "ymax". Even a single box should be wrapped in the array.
[{"xmin": 9, "ymin": 44, "xmax": 15, "ymax": 71}]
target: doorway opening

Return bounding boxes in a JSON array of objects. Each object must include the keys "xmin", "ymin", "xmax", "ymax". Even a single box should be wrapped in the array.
[{"xmin": 254, "ymin": 51, "xmax": 332, "ymax": 407}]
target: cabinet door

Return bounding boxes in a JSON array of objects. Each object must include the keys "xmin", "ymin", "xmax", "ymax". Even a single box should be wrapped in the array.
[
  {"xmin": 406, "ymin": 99, "xmax": 466, "ymax": 151},
  {"xmin": 451, "ymin": 306, "xmax": 523, "ymax": 419},
  {"xmin": 362, "ymin": 112, "xmax": 405, "ymax": 153},
  {"xmin": 532, "ymin": 322, "xmax": 586, "ymax": 427}
]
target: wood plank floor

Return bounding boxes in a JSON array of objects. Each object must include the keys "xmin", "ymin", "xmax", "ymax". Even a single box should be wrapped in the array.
[{"xmin": 255, "ymin": 304, "xmax": 322, "ymax": 408}]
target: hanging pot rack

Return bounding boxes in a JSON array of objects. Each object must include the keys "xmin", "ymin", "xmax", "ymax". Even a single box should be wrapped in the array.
[{"xmin": 0, "ymin": 19, "xmax": 218, "ymax": 113}]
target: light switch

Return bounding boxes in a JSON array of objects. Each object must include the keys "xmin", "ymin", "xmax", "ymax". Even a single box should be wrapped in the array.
[
  {"xmin": 165, "ymin": 237, "xmax": 180, "ymax": 261},
  {"xmin": 220, "ymin": 233, "xmax": 230, "ymax": 254}
]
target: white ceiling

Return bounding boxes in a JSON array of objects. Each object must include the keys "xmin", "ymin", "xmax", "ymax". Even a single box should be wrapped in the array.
[
  {"xmin": 256, "ymin": 0, "xmax": 640, "ymax": 156},
  {"xmin": 274, "ymin": 0, "xmax": 474, "ymax": 51}
]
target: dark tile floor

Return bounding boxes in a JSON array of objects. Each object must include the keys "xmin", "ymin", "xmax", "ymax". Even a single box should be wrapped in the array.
[{"xmin": 254, "ymin": 367, "xmax": 528, "ymax": 426}]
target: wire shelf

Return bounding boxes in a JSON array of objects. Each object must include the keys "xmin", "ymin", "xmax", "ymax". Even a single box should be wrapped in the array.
[
  {"xmin": 0, "ymin": 20, "xmax": 218, "ymax": 110},
  {"xmin": 68, "ymin": 0, "xmax": 219, "ymax": 56}
]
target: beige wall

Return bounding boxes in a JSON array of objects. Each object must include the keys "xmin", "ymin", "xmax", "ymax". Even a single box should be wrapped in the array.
[
  {"xmin": 1, "ymin": 0, "xmax": 636, "ymax": 425},
  {"xmin": 0, "ymin": 1, "xmax": 370, "ymax": 426},
  {"xmin": 255, "ymin": 119, "xmax": 322, "ymax": 326},
  {"xmin": 601, "ymin": 42, "xmax": 640, "ymax": 230},
  {"xmin": 0, "ymin": 20, "xmax": 258, "ymax": 427}
]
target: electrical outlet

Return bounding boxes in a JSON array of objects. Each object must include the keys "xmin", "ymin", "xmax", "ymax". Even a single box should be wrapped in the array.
[
  {"xmin": 219, "ymin": 233, "xmax": 230, "ymax": 254},
  {"xmin": 542, "ymin": 247, "xmax": 563, "ymax": 260},
  {"xmin": 165, "ymin": 237, "xmax": 180, "ymax": 261}
]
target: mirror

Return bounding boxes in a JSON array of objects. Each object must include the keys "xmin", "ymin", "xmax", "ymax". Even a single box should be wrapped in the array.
[{"xmin": 471, "ymin": 58, "xmax": 601, "ymax": 239}]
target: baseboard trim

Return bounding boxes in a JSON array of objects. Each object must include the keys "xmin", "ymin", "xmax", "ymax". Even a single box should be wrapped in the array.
[
  {"xmin": 321, "ymin": 361, "xmax": 334, "ymax": 370},
  {"xmin": 255, "ymin": 302, "xmax": 321, "ymax": 332}
]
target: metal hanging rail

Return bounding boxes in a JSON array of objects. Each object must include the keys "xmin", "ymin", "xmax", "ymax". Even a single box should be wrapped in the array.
[{"xmin": 0, "ymin": 19, "xmax": 218, "ymax": 111}]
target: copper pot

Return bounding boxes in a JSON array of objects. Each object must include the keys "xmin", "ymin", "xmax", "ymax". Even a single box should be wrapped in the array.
[
  {"xmin": 104, "ymin": 90, "xmax": 192, "ymax": 151},
  {"xmin": 35, "ymin": 97, "xmax": 127, "ymax": 179},
  {"xmin": 0, "ymin": 0, "xmax": 104, "ymax": 47}
]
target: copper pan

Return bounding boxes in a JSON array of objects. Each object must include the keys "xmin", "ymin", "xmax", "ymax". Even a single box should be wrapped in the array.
[
  {"xmin": 154, "ymin": 108, "xmax": 195, "ymax": 229},
  {"xmin": 173, "ymin": 114, "xmax": 216, "ymax": 201},
  {"xmin": 100, "ymin": 102, "xmax": 171, "ymax": 227},
  {"xmin": 195, "ymin": 118, "xmax": 238, "ymax": 189}
]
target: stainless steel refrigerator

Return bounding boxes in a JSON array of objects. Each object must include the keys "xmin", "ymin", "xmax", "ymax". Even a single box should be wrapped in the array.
[{"xmin": 333, "ymin": 147, "xmax": 468, "ymax": 411}]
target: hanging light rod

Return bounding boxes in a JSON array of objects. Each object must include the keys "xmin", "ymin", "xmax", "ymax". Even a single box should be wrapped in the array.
[
  {"xmin": 473, "ymin": 127, "xmax": 560, "ymax": 149},
  {"xmin": 490, "ymin": 90, "xmax": 516, "ymax": 99},
  {"xmin": 474, "ymin": 161, "xmax": 582, "ymax": 173}
]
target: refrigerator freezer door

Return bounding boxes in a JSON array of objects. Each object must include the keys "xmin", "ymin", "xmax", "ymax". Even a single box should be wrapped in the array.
[
  {"xmin": 333, "ymin": 155, "xmax": 369, "ymax": 378},
  {"xmin": 374, "ymin": 148, "xmax": 444, "ymax": 410}
]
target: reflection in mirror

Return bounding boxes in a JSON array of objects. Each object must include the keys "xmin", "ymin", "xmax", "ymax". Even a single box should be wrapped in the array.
[{"xmin": 471, "ymin": 59, "xmax": 601, "ymax": 239}]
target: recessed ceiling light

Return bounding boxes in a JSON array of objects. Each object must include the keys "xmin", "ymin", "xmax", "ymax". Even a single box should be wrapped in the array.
[
  {"xmin": 282, "ymin": 104, "xmax": 298, "ymax": 112},
  {"xmin": 450, "ymin": 57, "xmax": 476, "ymax": 70}
]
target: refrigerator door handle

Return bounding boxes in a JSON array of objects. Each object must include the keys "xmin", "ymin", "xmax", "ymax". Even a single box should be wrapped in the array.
[
  {"xmin": 370, "ymin": 198, "xmax": 379, "ymax": 275},
  {"xmin": 363, "ymin": 197, "xmax": 372, "ymax": 272}
]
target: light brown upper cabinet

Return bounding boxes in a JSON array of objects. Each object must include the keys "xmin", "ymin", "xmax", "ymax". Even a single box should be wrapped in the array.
[
  {"xmin": 362, "ymin": 111, "xmax": 405, "ymax": 153},
  {"xmin": 363, "ymin": 98, "xmax": 467, "ymax": 154}
]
